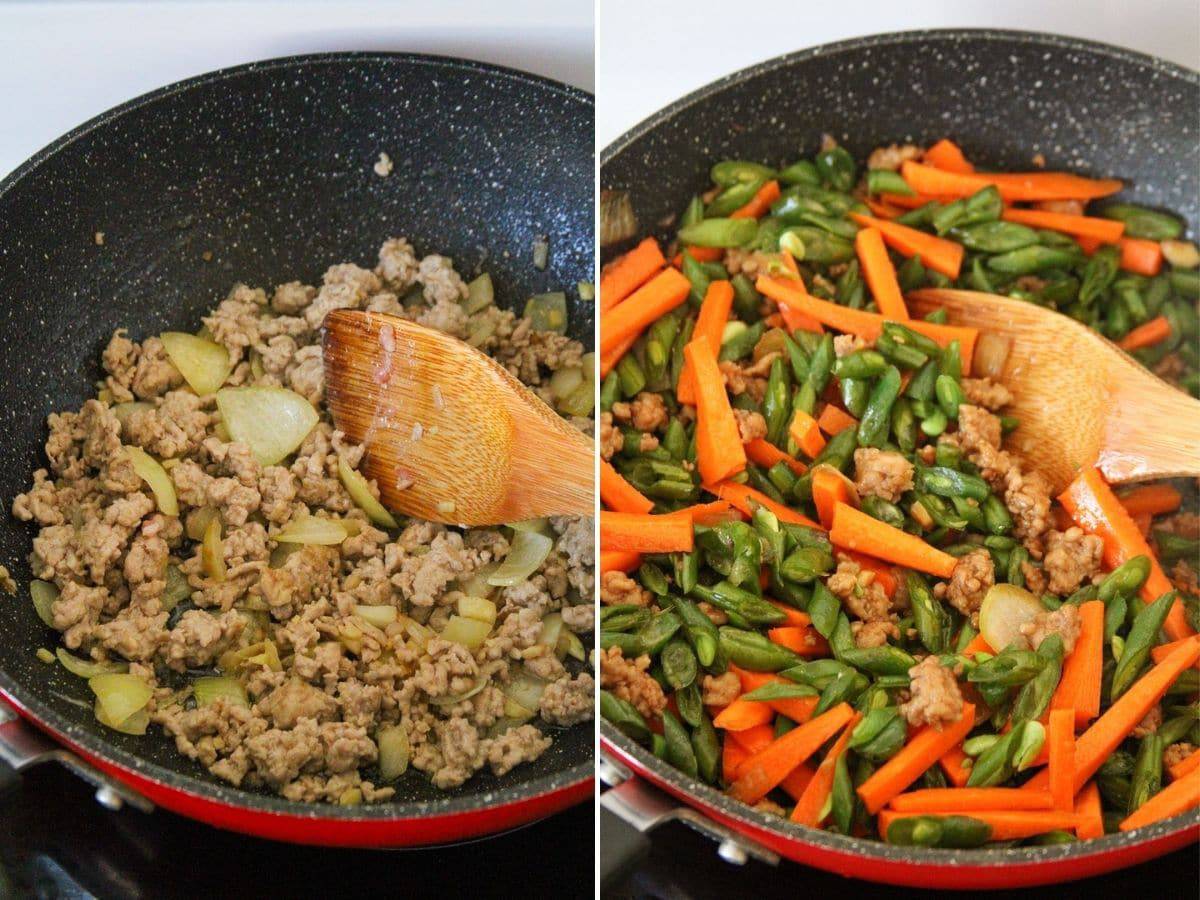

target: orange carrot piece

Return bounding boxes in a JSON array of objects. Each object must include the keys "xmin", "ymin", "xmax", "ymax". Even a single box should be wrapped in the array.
[
  {"xmin": 1059, "ymin": 467, "xmax": 1193, "ymax": 641},
  {"xmin": 599, "ymin": 549, "xmax": 642, "ymax": 574},
  {"xmin": 791, "ymin": 712, "xmax": 862, "ymax": 826},
  {"xmin": 780, "ymin": 762, "xmax": 818, "ymax": 801},
  {"xmin": 677, "ymin": 280, "xmax": 735, "ymax": 405},
  {"xmin": 939, "ymin": 746, "xmax": 973, "ymax": 787},
  {"xmin": 1169, "ymin": 748, "xmax": 1200, "ymax": 781},
  {"xmin": 1119, "ymin": 764, "xmax": 1200, "ymax": 831},
  {"xmin": 844, "ymin": 551, "xmax": 897, "ymax": 599},
  {"xmin": 1027, "ymin": 636, "xmax": 1200, "ymax": 795},
  {"xmin": 664, "ymin": 499, "xmax": 743, "ymax": 526},
  {"xmin": 924, "ymin": 139, "xmax": 975, "ymax": 174},
  {"xmin": 726, "ymin": 722, "xmax": 776, "ymax": 756},
  {"xmin": 768, "ymin": 625, "xmax": 831, "ymax": 657},
  {"xmin": 600, "ymin": 511, "xmax": 694, "ymax": 553},
  {"xmin": 600, "ymin": 237, "xmax": 666, "ymax": 313},
  {"xmin": 723, "ymin": 738, "xmax": 751, "ymax": 782},
  {"xmin": 705, "ymin": 480, "xmax": 823, "ymax": 529},
  {"xmin": 865, "ymin": 197, "xmax": 905, "ymax": 219},
  {"xmin": 1152, "ymin": 635, "xmax": 1200, "ymax": 668},
  {"xmin": 812, "ymin": 466, "xmax": 856, "ymax": 529},
  {"xmin": 756, "ymin": 275, "xmax": 978, "ymax": 371},
  {"xmin": 1049, "ymin": 601, "xmax": 1105, "ymax": 727},
  {"xmin": 600, "ymin": 458, "xmax": 655, "ymax": 515},
  {"xmin": 730, "ymin": 179, "xmax": 781, "ymax": 220},
  {"xmin": 816, "ymin": 403, "xmax": 858, "ymax": 436},
  {"xmin": 730, "ymin": 666, "xmax": 820, "ymax": 725},
  {"xmin": 729, "ymin": 703, "xmax": 855, "ymax": 804},
  {"xmin": 671, "ymin": 245, "xmax": 724, "ymax": 267},
  {"xmin": 779, "ymin": 301, "xmax": 825, "ymax": 334},
  {"xmin": 599, "ymin": 331, "xmax": 638, "ymax": 378},
  {"xmin": 889, "ymin": 787, "xmax": 1053, "ymax": 814},
  {"xmin": 858, "ymin": 704, "xmax": 976, "ymax": 814},
  {"xmin": 848, "ymin": 213, "xmax": 965, "ymax": 280},
  {"xmin": 765, "ymin": 600, "xmax": 812, "ymax": 629},
  {"xmin": 788, "ymin": 408, "xmax": 827, "ymax": 460},
  {"xmin": 1048, "ymin": 709, "xmax": 1076, "ymax": 812},
  {"xmin": 830, "ymin": 502, "xmax": 957, "ymax": 578},
  {"xmin": 1001, "ymin": 207, "xmax": 1124, "ymax": 244},
  {"xmin": 600, "ymin": 266, "xmax": 691, "ymax": 355},
  {"xmin": 900, "ymin": 160, "xmax": 1124, "ymax": 203},
  {"xmin": 744, "ymin": 437, "xmax": 808, "ymax": 477},
  {"xmin": 854, "ymin": 226, "xmax": 909, "ymax": 319},
  {"xmin": 1118, "ymin": 315, "xmax": 1172, "ymax": 351},
  {"xmin": 1119, "ymin": 483, "xmax": 1183, "ymax": 518},
  {"xmin": 1118, "ymin": 237, "xmax": 1163, "ymax": 277},
  {"xmin": 713, "ymin": 698, "xmax": 776, "ymax": 731},
  {"xmin": 961, "ymin": 633, "xmax": 994, "ymax": 657},
  {"xmin": 878, "ymin": 809, "xmax": 1079, "ymax": 842},
  {"xmin": 1074, "ymin": 781, "xmax": 1105, "ymax": 840},
  {"xmin": 881, "ymin": 191, "xmax": 957, "ymax": 209},
  {"xmin": 686, "ymin": 337, "xmax": 748, "ymax": 485}
]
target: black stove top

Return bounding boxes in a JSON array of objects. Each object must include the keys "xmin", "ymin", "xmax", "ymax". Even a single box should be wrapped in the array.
[{"xmin": 0, "ymin": 765, "xmax": 594, "ymax": 899}]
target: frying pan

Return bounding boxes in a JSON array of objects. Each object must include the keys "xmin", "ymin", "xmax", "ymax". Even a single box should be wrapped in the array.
[
  {"xmin": 0, "ymin": 52, "xmax": 594, "ymax": 845},
  {"xmin": 600, "ymin": 29, "xmax": 1199, "ymax": 889}
]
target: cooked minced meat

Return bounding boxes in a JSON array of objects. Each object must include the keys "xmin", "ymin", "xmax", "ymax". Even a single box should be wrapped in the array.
[
  {"xmin": 936, "ymin": 549, "xmax": 994, "ymax": 621},
  {"xmin": 900, "ymin": 655, "xmax": 964, "ymax": 730},
  {"xmin": 11, "ymin": 237, "xmax": 593, "ymax": 802}
]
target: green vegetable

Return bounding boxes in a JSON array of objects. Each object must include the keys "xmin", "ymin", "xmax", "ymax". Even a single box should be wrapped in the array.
[
  {"xmin": 1111, "ymin": 591, "xmax": 1177, "ymax": 699},
  {"xmin": 661, "ymin": 638, "xmax": 699, "ymax": 690},
  {"xmin": 886, "ymin": 815, "xmax": 992, "ymax": 848},
  {"xmin": 662, "ymin": 710, "xmax": 698, "ymax": 778},
  {"xmin": 1100, "ymin": 204, "xmax": 1183, "ymax": 240},
  {"xmin": 719, "ymin": 626, "xmax": 801, "ymax": 671},
  {"xmin": 677, "ymin": 218, "xmax": 758, "ymax": 248},
  {"xmin": 601, "ymin": 690, "xmax": 650, "ymax": 743}
]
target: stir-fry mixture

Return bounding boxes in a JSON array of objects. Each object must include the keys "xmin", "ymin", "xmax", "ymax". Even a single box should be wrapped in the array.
[
  {"xmin": 598, "ymin": 137, "xmax": 1200, "ymax": 846},
  {"xmin": 12, "ymin": 238, "xmax": 595, "ymax": 802}
]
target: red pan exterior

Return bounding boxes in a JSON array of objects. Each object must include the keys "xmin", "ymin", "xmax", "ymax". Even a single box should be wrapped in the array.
[{"xmin": 604, "ymin": 737, "xmax": 1198, "ymax": 889}]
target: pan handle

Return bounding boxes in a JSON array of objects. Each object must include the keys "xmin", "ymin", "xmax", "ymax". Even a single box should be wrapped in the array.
[
  {"xmin": 599, "ymin": 752, "xmax": 779, "ymax": 891},
  {"xmin": 0, "ymin": 702, "xmax": 153, "ymax": 813}
]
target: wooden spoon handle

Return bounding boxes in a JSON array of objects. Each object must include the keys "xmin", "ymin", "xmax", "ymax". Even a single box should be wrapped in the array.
[{"xmin": 1104, "ymin": 368, "xmax": 1200, "ymax": 484}]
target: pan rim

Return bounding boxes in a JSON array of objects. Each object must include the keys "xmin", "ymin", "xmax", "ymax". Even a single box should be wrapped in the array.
[
  {"xmin": 599, "ymin": 26, "xmax": 1198, "ymax": 868},
  {"xmin": 0, "ymin": 50, "xmax": 593, "ymax": 821}
]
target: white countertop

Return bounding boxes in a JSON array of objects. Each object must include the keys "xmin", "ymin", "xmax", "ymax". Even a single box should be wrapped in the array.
[
  {"xmin": 0, "ymin": 0, "xmax": 593, "ymax": 178},
  {"xmin": 597, "ymin": 0, "xmax": 1200, "ymax": 146}
]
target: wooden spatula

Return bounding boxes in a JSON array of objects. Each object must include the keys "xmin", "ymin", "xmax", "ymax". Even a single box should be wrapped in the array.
[
  {"xmin": 322, "ymin": 309, "xmax": 594, "ymax": 525},
  {"xmin": 908, "ymin": 288, "xmax": 1200, "ymax": 494}
]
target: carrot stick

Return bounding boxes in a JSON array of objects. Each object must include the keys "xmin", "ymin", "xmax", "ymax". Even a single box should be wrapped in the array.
[
  {"xmin": 878, "ymin": 809, "xmax": 1079, "ymax": 842},
  {"xmin": 812, "ymin": 466, "xmax": 856, "ymax": 529},
  {"xmin": 1059, "ymin": 467, "xmax": 1193, "ymax": 641},
  {"xmin": 685, "ymin": 337, "xmax": 748, "ymax": 485},
  {"xmin": 766, "ymin": 600, "xmax": 812, "ymax": 629},
  {"xmin": 1000, "ymin": 207, "xmax": 1124, "ymax": 244},
  {"xmin": 1118, "ymin": 315, "xmax": 1172, "ymax": 351},
  {"xmin": 779, "ymin": 302, "xmax": 826, "ymax": 335},
  {"xmin": 677, "ymin": 280, "xmax": 735, "ymax": 405},
  {"xmin": 924, "ymin": 139, "xmax": 975, "ymax": 174},
  {"xmin": 900, "ymin": 160, "xmax": 1124, "ymax": 203},
  {"xmin": 854, "ymin": 226, "xmax": 910, "ymax": 319},
  {"xmin": 961, "ymin": 633, "xmax": 994, "ymax": 657},
  {"xmin": 756, "ymin": 275, "xmax": 978, "ymax": 371},
  {"xmin": 599, "ymin": 549, "xmax": 642, "ymax": 574},
  {"xmin": 723, "ymin": 738, "xmax": 751, "ymax": 782},
  {"xmin": 600, "ymin": 237, "xmax": 666, "ymax": 313},
  {"xmin": 1049, "ymin": 601, "xmax": 1105, "ymax": 727},
  {"xmin": 600, "ymin": 458, "xmax": 655, "ymax": 515},
  {"xmin": 600, "ymin": 266, "xmax": 691, "ymax": 355},
  {"xmin": 729, "ymin": 703, "xmax": 855, "ymax": 804},
  {"xmin": 1119, "ymin": 483, "xmax": 1183, "ymax": 518},
  {"xmin": 1118, "ymin": 237, "xmax": 1163, "ymax": 277},
  {"xmin": 1169, "ymin": 748, "xmax": 1200, "ymax": 781},
  {"xmin": 1048, "ymin": 709, "xmax": 1076, "ymax": 812},
  {"xmin": 939, "ymin": 746, "xmax": 973, "ymax": 787},
  {"xmin": 599, "ymin": 331, "xmax": 637, "ymax": 378},
  {"xmin": 745, "ymin": 437, "xmax": 808, "ymax": 477},
  {"xmin": 780, "ymin": 761, "xmax": 818, "ymax": 802},
  {"xmin": 789, "ymin": 408, "xmax": 827, "ymax": 459},
  {"xmin": 1026, "ymin": 635, "xmax": 1200, "ymax": 795},
  {"xmin": 1119, "ymin": 764, "xmax": 1200, "ymax": 831},
  {"xmin": 664, "ymin": 499, "xmax": 743, "ymax": 526},
  {"xmin": 848, "ymin": 213, "xmax": 964, "ymax": 280},
  {"xmin": 726, "ymin": 721, "xmax": 775, "ymax": 756},
  {"xmin": 600, "ymin": 511, "xmax": 694, "ymax": 553},
  {"xmin": 816, "ymin": 403, "xmax": 858, "ymax": 436},
  {"xmin": 730, "ymin": 179, "xmax": 781, "ymax": 220},
  {"xmin": 881, "ymin": 192, "xmax": 957, "ymax": 209},
  {"xmin": 1152, "ymin": 635, "xmax": 1200, "ymax": 667},
  {"xmin": 865, "ymin": 197, "xmax": 905, "ymax": 219},
  {"xmin": 1074, "ymin": 781, "xmax": 1105, "ymax": 839},
  {"xmin": 768, "ymin": 625, "xmax": 831, "ymax": 657},
  {"xmin": 705, "ymin": 480, "xmax": 823, "ymax": 529},
  {"xmin": 845, "ymin": 551, "xmax": 897, "ymax": 599},
  {"xmin": 791, "ymin": 712, "xmax": 862, "ymax": 826},
  {"xmin": 858, "ymin": 704, "xmax": 976, "ymax": 814},
  {"xmin": 730, "ymin": 666, "xmax": 820, "ymax": 725},
  {"xmin": 671, "ymin": 245, "xmax": 724, "ymax": 267},
  {"xmin": 888, "ymin": 787, "xmax": 1053, "ymax": 814},
  {"xmin": 713, "ymin": 698, "xmax": 776, "ymax": 731},
  {"xmin": 830, "ymin": 502, "xmax": 957, "ymax": 578}
]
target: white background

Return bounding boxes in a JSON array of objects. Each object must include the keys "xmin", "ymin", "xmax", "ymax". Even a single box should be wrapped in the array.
[
  {"xmin": 0, "ymin": 0, "xmax": 593, "ymax": 178},
  {"xmin": 597, "ymin": 0, "xmax": 1200, "ymax": 146}
]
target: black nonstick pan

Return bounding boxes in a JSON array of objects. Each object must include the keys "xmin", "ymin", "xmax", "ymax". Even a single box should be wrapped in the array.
[
  {"xmin": 0, "ymin": 52, "xmax": 593, "ymax": 845},
  {"xmin": 600, "ymin": 29, "xmax": 1198, "ymax": 889}
]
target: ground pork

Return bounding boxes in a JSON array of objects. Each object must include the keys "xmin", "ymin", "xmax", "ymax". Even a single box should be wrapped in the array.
[
  {"xmin": 1164, "ymin": 742, "xmax": 1196, "ymax": 771},
  {"xmin": 961, "ymin": 377, "xmax": 1013, "ymax": 411},
  {"xmin": 486, "ymin": 724, "xmax": 552, "ymax": 777},
  {"xmin": 869, "ymin": 143, "xmax": 922, "ymax": 171},
  {"xmin": 1004, "ymin": 466, "xmax": 1052, "ymax": 547},
  {"xmin": 624, "ymin": 392, "xmax": 668, "ymax": 433},
  {"xmin": 539, "ymin": 672, "xmax": 595, "ymax": 726},
  {"xmin": 833, "ymin": 334, "xmax": 868, "ymax": 358},
  {"xmin": 900, "ymin": 655, "xmax": 964, "ymax": 730},
  {"xmin": 1020, "ymin": 603, "xmax": 1081, "ymax": 655},
  {"xmin": 734, "ymin": 409, "xmax": 768, "ymax": 443},
  {"xmin": 600, "ymin": 411, "xmax": 624, "ymax": 461},
  {"xmin": 1040, "ymin": 528, "xmax": 1104, "ymax": 595},
  {"xmin": 599, "ymin": 646, "xmax": 667, "ymax": 720},
  {"xmin": 1132, "ymin": 705, "xmax": 1162, "ymax": 739},
  {"xmin": 826, "ymin": 555, "xmax": 892, "ymax": 625},
  {"xmin": 701, "ymin": 671, "xmax": 741, "ymax": 707},
  {"xmin": 719, "ymin": 354, "xmax": 776, "ymax": 403},
  {"xmin": 600, "ymin": 570, "xmax": 651, "ymax": 606},
  {"xmin": 937, "ymin": 549, "xmax": 994, "ymax": 620},
  {"xmin": 853, "ymin": 448, "xmax": 914, "ymax": 503}
]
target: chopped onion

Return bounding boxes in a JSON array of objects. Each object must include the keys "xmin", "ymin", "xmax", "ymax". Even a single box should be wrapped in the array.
[
  {"xmin": 466, "ymin": 317, "xmax": 497, "ymax": 348},
  {"xmin": 753, "ymin": 327, "xmax": 790, "ymax": 363},
  {"xmin": 430, "ymin": 676, "xmax": 490, "ymax": 707},
  {"xmin": 457, "ymin": 595, "xmax": 497, "ymax": 625},
  {"xmin": 215, "ymin": 386, "xmax": 318, "ymax": 466},
  {"xmin": 56, "ymin": 648, "xmax": 127, "ymax": 678},
  {"xmin": 337, "ymin": 457, "xmax": 398, "ymax": 528},
  {"xmin": 504, "ymin": 697, "xmax": 535, "ymax": 721},
  {"xmin": 201, "ymin": 515, "xmax": 225, "ymax": 582},
  {"xmin": 268, "ymin": 542, "xmax": 301, "ymax": 568},
  {"xmin": 487, "ymin": 531, "xmax": 553, "ymax": 587},
  {"xmin": 509, "ymin": 518, "xmax": 552, "ymax": 535},
  {"xmin": 577, "ymin": 281, "xmax": 595, "ymax": 302},
  {"xmin": 185, "ymin": 506, "xmax": 219, "ymax": 542},
  {"xmin": 353, "ymin": 604, "xmax": 398, "ymax": 629},
  {"xmin": 219, "ymin": 639, "xmax": 282, "ymax": 674},
  {"xmin": 95, "ymin": 701, "xmax": 149, "ymax": 736},
  {"xmin": 404, "ymin": 619, "xmax": 434, "ymax": 650},
  {"xmin": 193, "ymin": 675, "xmax": 249, "ymax": 708},
  {"xmin": 1161, "ymin": 239, "xmax": 1200, "ymax": 269},
  {"xmin": 979, "ymin": 584, "xmax": 1043, "ymax": 652},
  {"xmin": 549, "ymin": 367, "xmax": 585, "ymax": 401},
  {"xmin": 89, "ymin": 673, "xmax": 152, "ymax": 730},
  {"xmin": 464, "ymin": 273, "xmax": 494, "ymax": 314},
  {"xmin": 524, "ymin": 292, "xmax": 568, "ymax": 334},
  {"xmin": 503, "ymin": 667, "xmax": 546, "ymax": 718},
  {"xmin": 377, "ymin": 724, "xmax": 410, "ymax": 780},
  {"xmin": 125, "ymin": 446, "xmax": 178, "ymax": 516},
  {"xmin": 540, "ymin": 612, "xmax": 564, "ymax": 657},
  {"xmin": 30, "ymin": 579, "xmax": 58, "ymax": 628},
  {"xmin": 160, "ymin": 331, "xmax": 232, "ymax": 396},
  {"xmin": 440, "ymin": 615, "xmax": 491, "ymax": 650},
  {"xmin": 559, "ymin": 378, "xmax": 595, "ymax": 418},
  {"xmin": 273, "ymin": 515, "xmax": 348, "ymax": 545},
  {"xmin": 532, "ymin": 235, "xmax": 549, "ymax": 271},
  {"xmin": 111, "ymin": 401, "xmax": 152, "ymax": 427},
  {"xmin": 558, "ymin": 629, "xmax": 586, "ymax": 662},
  {"xmin": 457, "ymin": 562, "xmax": 499, "ymax": 598},
  {"xmin": 161, "ymin": 564, "xmax": 191, "ymax": 613},
  {"xmin": 600, "ymin": 190, "xmax": 638, "ymax": 247},
  {"xmin": 972, "ymin": 332, "xmax": 1012, "ymax": 380}
]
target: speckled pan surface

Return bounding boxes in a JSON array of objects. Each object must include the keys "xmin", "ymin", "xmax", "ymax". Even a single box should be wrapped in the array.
[
  {"xmin": 601, "ymin": 29, "xmax": 1197, "ymax": 872},
  {"xmin": 0, "ymin": 52, "xmax": 593, "ymax": 818}
]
